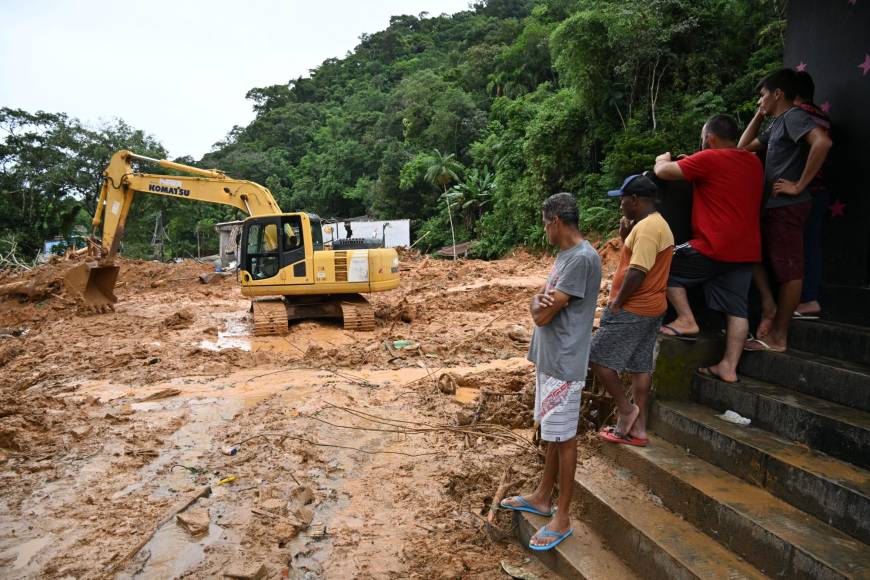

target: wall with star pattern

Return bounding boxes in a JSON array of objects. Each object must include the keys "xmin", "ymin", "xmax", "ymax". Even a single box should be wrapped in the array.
[{"xmin": 786, "ymin": 0, "xmax": 870, "ymax": 288}]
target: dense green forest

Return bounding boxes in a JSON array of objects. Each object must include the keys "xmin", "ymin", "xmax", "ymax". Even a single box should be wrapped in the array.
[{"xmin": 1, "ymin": 0, "xmax": 784, "ymax": 260}]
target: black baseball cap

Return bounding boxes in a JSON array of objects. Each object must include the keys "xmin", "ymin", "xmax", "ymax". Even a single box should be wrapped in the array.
[{"xmin": 607, "ymin": 172, "xmax": 659, "ymax": 197}]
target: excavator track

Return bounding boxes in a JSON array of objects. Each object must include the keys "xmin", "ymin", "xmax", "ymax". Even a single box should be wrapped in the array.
[
  {"xmin": 251, "ymin": 300, "xmax": 290, "ymax": 337},
  {"xmin": 340, "ymin": 300, "xmax": 375, "ymax": 331}
]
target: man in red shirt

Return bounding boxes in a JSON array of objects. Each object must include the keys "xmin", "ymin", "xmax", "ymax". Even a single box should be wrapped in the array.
[{"xmin": 654, "ymin": 114, "xmax": 764, "ymax": 383}]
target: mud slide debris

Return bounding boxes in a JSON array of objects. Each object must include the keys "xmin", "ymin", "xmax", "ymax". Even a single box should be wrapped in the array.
[{"xmin": 0, "ymin": 244, "xmax": 618, "ymax": 578}]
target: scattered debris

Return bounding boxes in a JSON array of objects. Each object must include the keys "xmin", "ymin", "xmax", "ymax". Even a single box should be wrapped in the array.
[
  {"xmin": 176, "ymin": 508, "xmax": 210, "ymax": 537},
  {"xmin": 719, "ymin": 410, "xmax": 751, "ymax": 426},
  {"xmin": 501, "ymin": 559, "xmax": 540, "ymax": 580},
  {"xmin": 507, "ymin": 324, "xmax": 531, "ymax": 343},
  {"xmin": 392, "ymin": 339, "xmax": 419, "ymax": 350},
  {"xmin": 438, "ymin": 372, "xmax": 458, "ymax": 395},
  {"xmin": 223, "ymin": 563, "xmax": 268, "ymax": 580},
  {"xmin": 162, "ymin": 308, "xmax": 195, "ymax": 329},
  {"xmin": 199, "ymin": 272, "xmax": 231, "ymax": 285},
  {"xmin": 107, "ymin": 485, "xmax": 212, "ymax": 576},
  {"xmin": 140, "ymin": 388, "xmax": 181, "ymax": 401}
]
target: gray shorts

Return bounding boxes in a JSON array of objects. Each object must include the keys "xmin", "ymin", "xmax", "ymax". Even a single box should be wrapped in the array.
[{"xmin": 589, "ymin": 308, "xmax": 663, "ymax": 373}]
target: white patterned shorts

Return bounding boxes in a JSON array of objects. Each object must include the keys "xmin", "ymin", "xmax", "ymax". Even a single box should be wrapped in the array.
[{"xmin": 534, "ymin": 371, "xmax": 584, "ymax": 442}]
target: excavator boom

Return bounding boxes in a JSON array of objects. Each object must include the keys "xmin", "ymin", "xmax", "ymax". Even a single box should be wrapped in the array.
[{"xmin": 67, "ymin": 150, "xmax": 281, "ymax": 307}]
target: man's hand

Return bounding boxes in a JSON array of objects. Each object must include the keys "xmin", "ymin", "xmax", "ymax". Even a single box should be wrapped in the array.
[
  {"xmin": 607, "ymin": 299, "xmax": 623, "ymax": 315},
  {"xmin": 772, "ymin": 179, "xmax": 800, "ymax": 197},
  {"xmin": 530, "ymin": 288, "xmax": 571, "ymax": 327},
  {"xmin": 533, "ymin": 291, "xmax": 556, "ymax": 310},
  {"xmin": 655, "ymin": 152, "xmax": 673, "ymax": 164},
  {"xmin": 618, "ymin": 217, "xmax": 635, "ymax": 240}
]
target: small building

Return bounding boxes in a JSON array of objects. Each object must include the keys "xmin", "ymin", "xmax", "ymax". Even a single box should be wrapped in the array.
[
  {"xmin": 214, "ymin": 220, "xmax": 244, "ymax": 269},
  {"xmin": 324, "ymin": 219, "xmax": 411, "ymax": 248}
]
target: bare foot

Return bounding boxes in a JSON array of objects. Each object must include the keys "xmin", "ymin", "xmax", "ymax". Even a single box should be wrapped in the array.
[
  {"xmin": 796, "ymin": 301, "xmax": 821, "ymax": 315},
  {"xmin": 744, "ymin": 338, "xmax": 786, "ymax": 352},
  {"xmin": 628, "ymin": 408, "xmax": 647, "ymax": 440},
  {"xmin": 529, "ymin": 515, "xmax": 572, "ymax": 548},
  {"xmin": 614, "ymin": 404, "xmax": 639, "ymax": 437},
  {"xmin": 699, "ymin": 363, "xmax": 738, "ymax": 383},
  {"xmin": 628, "ymin": 424, "xmax": 647, "ymax": 440},
  {"xmin": 756, "ymin": 306, "xmax": 777, "ymax": 339},
  {"xmin": 659, "ymin": 320, "xmax": 700, "ymax": 337}
]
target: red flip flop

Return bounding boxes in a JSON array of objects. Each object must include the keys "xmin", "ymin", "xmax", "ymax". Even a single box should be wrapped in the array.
[{"xmin": 599, "ymin": 426, "xmax": 649, "ymax": 447}]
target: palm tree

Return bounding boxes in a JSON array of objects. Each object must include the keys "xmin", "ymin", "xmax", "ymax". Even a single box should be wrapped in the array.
[
  {"xmin": 425, "ymin": 149, "xmax": 462, "ymax": 260},
  {"xmin": 450, "ymin": 168, "xmax": 494, "ymax": 236}
]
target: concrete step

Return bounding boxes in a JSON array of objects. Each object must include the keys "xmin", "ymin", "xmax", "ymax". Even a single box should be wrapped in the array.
[
  {"xmin": 572, "ymin": 456, "xmax": 768, "ymax": 580},
  {"xmin": 819, "ymin": 284, "xmax": 870, "ymax": 328},
  {"xmin": 601, "ymin": 438, "xmax": 870, "ymax": 580},
  {"xmin": 738, "ymin": 348, "xmax": 870, "ymax": 411},
  {"xmin": 693, "ymin": 372, "xmax": 870, "ymax": 470},
  {"xmin": 513, "ymin": 511, "xmax": 639, "ymax": 579},
  {"xmin": 652, "ymin": 400, "xmax": 870, "ymax": 544},
  {"xmin": 790, "ymin": 319, "xmax": 870, "ymax": 367}
]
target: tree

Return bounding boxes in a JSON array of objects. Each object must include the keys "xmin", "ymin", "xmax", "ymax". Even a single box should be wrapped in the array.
[
  {"xmin": 424, "ymin": 149, "xmax": 463, "ymax": 259},
  {"xmin": 449, "ymin": 167, "xmax": 495, "ymax": 235}
]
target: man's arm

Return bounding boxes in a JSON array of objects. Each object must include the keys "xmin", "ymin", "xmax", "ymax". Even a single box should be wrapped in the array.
[
  {"xmin": 771, "ymin": 126, "xmax": 833, "ymax": 197},
  {"xmin": 530, "ymin": 289, "xmax": 572, "ymax": 327},
  {"xmin": 530, "ymin": 282, "xmax": 548, "ymax": 318},
  {"xmin": 738, "ymin": 109, "xmax": 765, "ymax": 152},
  {"xmin": 609, "ymin": 267, "xmax": 646, "ymax": 313},
  {"xmin": 653, "ymin": 152, "xmax": 686, "ymax": 181}
]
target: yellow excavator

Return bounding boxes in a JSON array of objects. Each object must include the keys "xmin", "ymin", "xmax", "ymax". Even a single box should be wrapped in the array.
[{"xmin": 65, "ymin": 150, "xmax": 400, "ymax": 333}]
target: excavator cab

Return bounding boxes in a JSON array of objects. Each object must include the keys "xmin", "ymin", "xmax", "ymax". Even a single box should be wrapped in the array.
[
  {"xmin": 243, "ymin": 221, "xmax": 281, "ymax": 280},
  {"xmin": 239, "ymin": 213, "xmax": 321, "ymax": 284}
]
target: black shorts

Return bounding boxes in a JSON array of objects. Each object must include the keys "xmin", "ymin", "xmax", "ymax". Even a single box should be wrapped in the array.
[{"xmin": 667, "ymin": 244, "xmax": 753, "ymax": 319}]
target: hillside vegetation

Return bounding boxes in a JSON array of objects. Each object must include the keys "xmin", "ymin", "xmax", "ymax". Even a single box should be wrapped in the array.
[{"xmin": 1, "ymin": 0, "xmax": 784, "ymax": 259}]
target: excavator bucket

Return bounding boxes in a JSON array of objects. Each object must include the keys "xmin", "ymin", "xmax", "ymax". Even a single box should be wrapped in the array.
[{"xmin": 64, "ymin": 262, "xmax": 119, "ymax": 307}]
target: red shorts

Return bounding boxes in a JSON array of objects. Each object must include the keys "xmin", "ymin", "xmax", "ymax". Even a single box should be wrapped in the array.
[{"xmin": 763, "ymin": 201, "xmax": 811, "ymax": 283}]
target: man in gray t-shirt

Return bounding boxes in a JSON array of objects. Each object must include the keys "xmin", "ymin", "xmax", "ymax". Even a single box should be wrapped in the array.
[
  {"xmin": 526, "ymin": 237, "xmax": 601, "ymax": 384},
  {"xmin": 499, "ymin": 192, "xmax": 601, "ymax": 552},
  {"xmin": 758, "ymin": 106, "xmax": 818, "ymax": 209},
  {"xmin": 739, "ymin": 68, "xmax": 832, "ymax": 352}
]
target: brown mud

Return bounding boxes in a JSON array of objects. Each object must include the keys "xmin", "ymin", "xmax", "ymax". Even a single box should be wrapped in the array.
[{"xmin": 0, "ymin": 241, "xmax": 619, "ymax": 579}]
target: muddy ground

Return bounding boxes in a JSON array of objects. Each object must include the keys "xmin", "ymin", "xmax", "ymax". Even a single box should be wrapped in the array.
[{"xmin": 0, "ymin": 242, "xmax": 622, "ymax": 579}]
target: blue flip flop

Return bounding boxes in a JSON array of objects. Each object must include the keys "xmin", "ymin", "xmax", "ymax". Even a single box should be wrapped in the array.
[
  {"xmin": 499, "ymin": 496, "xmax": 553, "ymax": 517},
  {"xmin": 528, "ymin": 525, "xmax": 574, "ymax": 551}
]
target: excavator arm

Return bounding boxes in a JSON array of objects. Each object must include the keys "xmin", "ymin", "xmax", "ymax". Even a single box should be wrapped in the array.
[
  {"xmin": 95, "ymin": 150, "xmax": 282, "ymax": 258},
  {"xmin": 66, "ymin": 150, "xmax": 283, "ymax": 308}
]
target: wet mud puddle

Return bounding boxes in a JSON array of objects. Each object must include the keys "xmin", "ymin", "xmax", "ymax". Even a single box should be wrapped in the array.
[
  {"xmin": 116, "ymin": 396, "xmax": 244, "ymax": 578},
  {"xmin": 117, "ymin": 383, "xmax": 347, "ymax": 579},
  {"xmin": 199, "ymin": 311, "xmax": 251, "ymax": 352}
]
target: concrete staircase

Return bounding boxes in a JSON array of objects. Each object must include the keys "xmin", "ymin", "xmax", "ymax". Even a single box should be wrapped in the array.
[{"xmin": 516, "ymin": 319, "xmax": 870, "ymax": 579}]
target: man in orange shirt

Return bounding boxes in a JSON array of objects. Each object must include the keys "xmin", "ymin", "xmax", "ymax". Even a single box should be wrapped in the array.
[{"xmin": 590, "ymin": 172, "xmax": 674, "ymax": 446}]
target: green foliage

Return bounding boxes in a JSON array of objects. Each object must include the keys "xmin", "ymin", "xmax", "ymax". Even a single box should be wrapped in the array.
[
  {"xmin": 1, "ymin": 0, "xmax": 786, "ymax": 260},
  {"xmin": 450, "ymin": 167, "xmax": 495, "ymax": 235},
  {"xmin": 0, "ymin": 108, "xmax": 169, "ymax": 257},
  {"xmin": 424, "ymin": 149, "xmax": 462, "ymax": 192}
]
